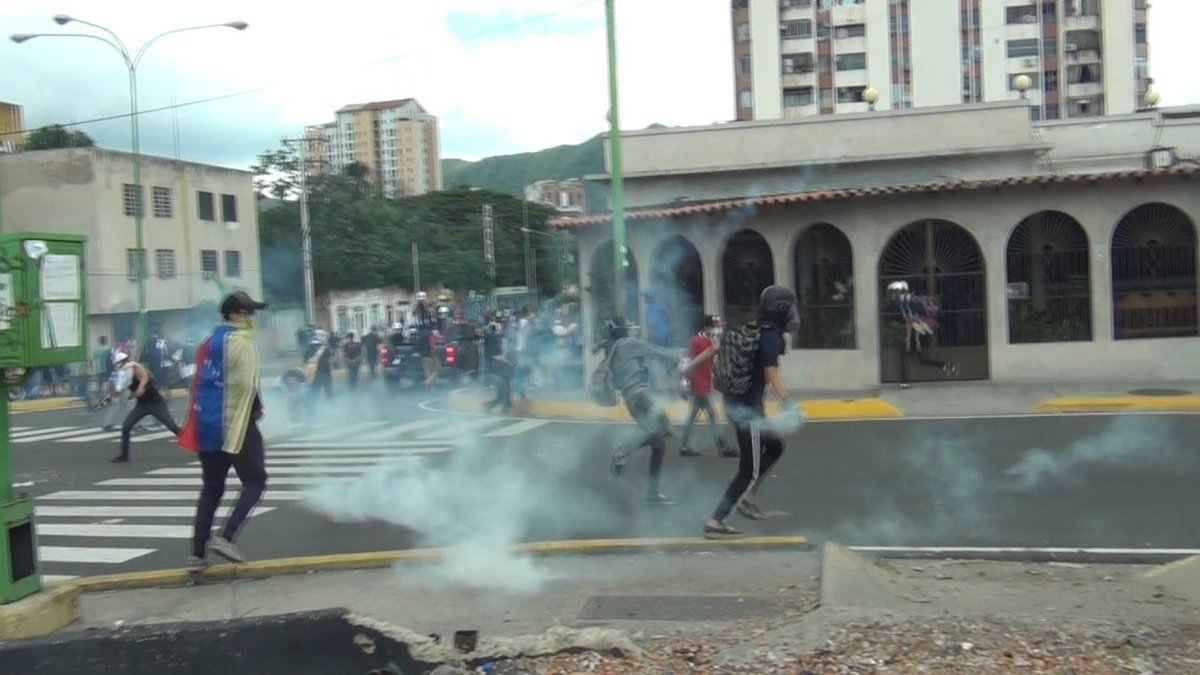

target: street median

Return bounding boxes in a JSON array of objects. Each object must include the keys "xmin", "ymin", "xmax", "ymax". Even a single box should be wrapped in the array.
[
  {"xmin": 448, "ymin": 387, "xmax": 903, "ymax": 421},
  {"xmin": 56, "ymin": 536, "xmax": 810, "ymax": 594},
  {"xmin": 1033, "ymin": 394, "xmax": 1200, "ymax": 414}
]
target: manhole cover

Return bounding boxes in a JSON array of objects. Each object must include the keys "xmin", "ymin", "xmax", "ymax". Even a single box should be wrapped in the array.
[
  {"xmin": 1128, "ymin": 388, "xmax": 1190, "ymax": 397},
  {"xmin": 579, "ymin": 595, "xmax": 780, "ymax": 622}
]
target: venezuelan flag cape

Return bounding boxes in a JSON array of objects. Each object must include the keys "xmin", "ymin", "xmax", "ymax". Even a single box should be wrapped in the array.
[{"xmin": 178, "ymin": 324, "xmax": 259, "ymax": 454}]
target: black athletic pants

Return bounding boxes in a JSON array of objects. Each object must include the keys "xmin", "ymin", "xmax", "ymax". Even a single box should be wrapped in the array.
[
  {"xmin": 712, "ymin": 419, "xmax": 784, "ymax": 522},
  {"xmin": 191, "ymin": 423, "xmax": 268, "ymax": 558}
]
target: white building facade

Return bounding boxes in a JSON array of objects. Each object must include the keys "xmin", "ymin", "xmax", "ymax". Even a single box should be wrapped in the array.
[
  {"xmin": 558, "ymin": 102, "xmax": 1200, "ymax": 391},
  {"xmin": 735, "ymin": 0, "xmax": 1150, "ymax": 122},
  {"xmin": 0, "ymin": 147, "xmax": 263, "ymax": 344}
]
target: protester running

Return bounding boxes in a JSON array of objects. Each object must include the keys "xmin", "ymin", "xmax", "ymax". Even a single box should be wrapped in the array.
[
  {"xmin": 679, "ymin": 314, "xmax": 736, "ymax": 458},
  {"xmin": 110, "ymin": 353, "xmax": 181, "ymax": 463}
]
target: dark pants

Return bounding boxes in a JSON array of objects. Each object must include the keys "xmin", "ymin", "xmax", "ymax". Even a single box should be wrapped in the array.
[
  {"xmin": 117, "ymin": 399, "xmax": 180, "ymax": 460},
  {"xmin": 618, "ymin": 390, "xmax": 670, "ymax": 495},
  {"xmin": 484, "ymin": 357, "xmax": 512, "ymax": 411},
  {"xmin": 347, "ymin": 361, "xmax": 361, "ymax": 388},
  {"xmin": 899, "ymin": 339, "xmax": 947, "ymax": 384},
  {"xmin": 367, "ymin": 356, "xmax": 378, "ymax": 380},
  {"xmin": 712, "ymin": 419, "xmax": 785, "ymax": 522},
  {"xmin": 681, "ymin": 393, "xmax": 722, "ymax": 447},
  {"xmin": 191, "ymin": 423, "xmax": 268, "ymax": 558}
]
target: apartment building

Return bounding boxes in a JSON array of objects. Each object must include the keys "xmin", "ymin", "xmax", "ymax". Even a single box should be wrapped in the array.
[
  {"xmin": 0, "ymin": 147, "xmax": 263, "ymax": 342},
  {"xmin": 0, "ymin": 101, "xmax": 25, "ymax": 153},
  {"xmin": 307, "ymin": 98, "xmax": 442, "ymax": 198},
  {"xmin": 733, "ymin": 0, "xmax": 1151, "ymax": 121}
]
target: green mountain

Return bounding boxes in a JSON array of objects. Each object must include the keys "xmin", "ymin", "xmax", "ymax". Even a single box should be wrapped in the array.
[{"xmin": 442, "ymin": 134, "xmax": 608, "ymax": 209}]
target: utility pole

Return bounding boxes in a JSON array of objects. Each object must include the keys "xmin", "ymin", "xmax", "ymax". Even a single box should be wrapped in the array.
[
  {"xmin": 412, "ymin": 241, "xmax": 421, "ymax": 294},
  {"xmin": 281, "ymin": 135, "xmax": 319, "ymax": 326},
  {"xmin": 605, "ymin": 0, "xmax": 627, "ymax": 318}
]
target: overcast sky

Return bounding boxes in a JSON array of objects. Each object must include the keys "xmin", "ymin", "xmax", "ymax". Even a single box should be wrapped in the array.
[{"xmin": 3, "ymin": 0, "xmax": 1196, "ymax": 170}]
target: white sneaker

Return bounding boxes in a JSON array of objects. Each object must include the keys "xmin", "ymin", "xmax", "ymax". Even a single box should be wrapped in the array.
[{"xmin": 208, "ymin": 535, "xmax": 246, "ymax": 563}]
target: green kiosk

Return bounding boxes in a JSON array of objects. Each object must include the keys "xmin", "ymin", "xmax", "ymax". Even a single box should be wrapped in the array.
[{"xmin": 0, "ymin": 234, "xmax": 87, "ymax": 603}]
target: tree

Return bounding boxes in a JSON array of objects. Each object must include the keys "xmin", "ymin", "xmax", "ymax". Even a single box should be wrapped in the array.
[{"xmin": 25, "ymin": 124, "xmax": 95, "ymax": 151}]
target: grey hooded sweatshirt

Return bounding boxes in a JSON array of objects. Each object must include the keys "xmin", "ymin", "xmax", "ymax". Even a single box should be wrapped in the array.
[{"xmin": 604, "ymin": 337, "xmax": 683, "ymax": 402}]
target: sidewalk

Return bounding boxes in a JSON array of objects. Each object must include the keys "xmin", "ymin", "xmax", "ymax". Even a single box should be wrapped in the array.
[
  {"xmin": 448, "ymin": 380, "xmax": 1200, "ymax": 421},
  {"xmin": 3, "ymin": 542, "xmax": 1197, "ymax": 673}
]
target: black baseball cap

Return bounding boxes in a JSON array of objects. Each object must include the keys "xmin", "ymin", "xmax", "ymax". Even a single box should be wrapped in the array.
[{"xmin": 220, "ymin": 291, "xmax": 268, "ymax": 318}]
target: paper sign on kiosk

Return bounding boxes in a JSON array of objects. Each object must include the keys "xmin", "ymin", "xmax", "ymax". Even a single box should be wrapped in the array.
[{"xmin": 41, "ymin": 254, "xmax": 80, "ymax": 301}]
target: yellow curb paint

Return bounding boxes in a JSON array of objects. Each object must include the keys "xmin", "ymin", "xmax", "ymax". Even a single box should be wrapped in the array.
[
  {"xmin": 1033, "ymin": 395, "xmax": 1200, "ymax": 413},
  {"xmin": 0, "ymin": 585, "xmax": 81, "ymax": 640},
  {"xmin": 63, "ymin": 536, "xmax": 810, "ymax": 594},
  {"xmin": 450, "ymin": 388, "xmax": 902, "ymax": 421}
]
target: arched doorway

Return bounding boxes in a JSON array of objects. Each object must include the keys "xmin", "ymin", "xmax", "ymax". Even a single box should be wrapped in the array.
[
  {"xmin": 588, "ymin": 239, "xmax": 640, "ymax": 336},
  {"xmin": 1111, "ymin": 203, "xmax": 1197, "ymax": 340},
  {"xmin": 651, "ymin": 236, "xmax": 704, "ymax": 345},
  {"xmin": 1006, "ymin": 211, "xmax": 1092, "ymax": 343},
  {"xmin": 878, "ymin": 219, "xmax": 988, "ymax": 382},
  {"xmin": 722, "ymin": 229, "xmax": 775, "ymax": 325},
  {"xmin": 793, "ymin": 223, "xmax": 855, "ymax": 349}
]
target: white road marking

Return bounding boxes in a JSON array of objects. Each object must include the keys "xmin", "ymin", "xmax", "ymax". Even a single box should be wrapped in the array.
[
  {"xmin": 150, "ymin": 465, "xmax": 377, "ymax": 476},
  {"xmin": 271, "ymin": 442, "xmax": 451, "ymax": 451},
  {"xmin": 420, "ymin": 418, "xmax": 497, "ymax": 439},
  {"xmin": 99, "ymin": 477, "xmax": 333, "ymax": 487},
  {"xmin": 355, "ymin": 419, "xmax": 442, "ymax": 440},
  {"xmin": 265, "ymin": 454, "xmax": 436, "ymax": 464},
  {"xmin": 39, "ymin": 546, "xmax": 156, "ymax": 564},
  {"xmin": 60, "ymin": 430, "xmax": 122, "ymax": 443},
  {"xmin": 37, "ymin": 505, "xmax": 276, "ymax": 518},
  {"xmin": 485, "ymin": 419, "xmax": 550, "ymax": 437},
  {"xmin": 38, "ymin": 523, "xmax": 193, "ymax": 539},
  {"xmin": 39, "ymin": 490, "xmax": 303, "ymax": 501},
  {"xmin": 11, "ymin": 426, "xmax": 76, "ymax": 439},
  {"xmin": 294, "ymin": 421, "xmax": 392, "ymax": 442}
]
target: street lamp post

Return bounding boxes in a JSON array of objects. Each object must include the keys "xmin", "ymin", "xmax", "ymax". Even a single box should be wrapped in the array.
[
  {"xmin": 604, "ymin": 0, "xmax": 627, "ymax": 319},
  {"xmin": 12, "ymin": 16, "xmax": 247, "ymax": 348}
]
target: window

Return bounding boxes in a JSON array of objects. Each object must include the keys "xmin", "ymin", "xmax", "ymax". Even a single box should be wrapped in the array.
[
  {"xmin": 125, "ymin": 248, "xmax": 146, "ymax": 282},
  {"xmin": 835, "ymin": 24, "xmax": 866, "ymax": 38},
  {"xmin": 224, "ymin": 250, "xmax": 242, "ymax": 278},
  {"xmin": 738, "ymin": 89, "xmax": 754, "ymax": 108},
  {"xmin": 1006, "ymin": 5, "xmax": 1038, "ymax": 24},
  {"xmin": 837, "ymin": 85, "xmax": 867, "ymax": 103},
  {"xmin": 1045, "ymin": 104, "xmax": 1060, "ymax": 120},
  {"xmin": 152, "ymin": 186, "xmax": 172, "ymax": 218},
  {"xmin": 198, "ymin": 191, "xmax": 215, "ymax": 221},
  {"xmin": 1044, "ymin": 70, "xmax": 1059, "ymax": 90},
  {"xmin": 221, "ymin": 194, "xmax": 238, "ymax": 224},
  {"xmin": 781, "ymin": 19, "xmax": 812, "ymax": 39},
  {"xmin": 782, "ymin": 52, "xmax": 814, "ymax": 73},
  {"xmin": 781, "ymin": 0, "xmax": 812, "ymax": 7},
  {"xmin": 122, "ymin": 184, "xmax": 144, "ymax": 218},
  {"xmin": 1135, "ymin": 23, "xmax": 1147, "ymax": 44},
  {"xmin": 738, "ymin": 55, "xmax": 752, "ymax": 76},
  {"xmin": 736, "ymin": 22, "xmax": 750, "ymax": 42},
  {"xmin": 200, "ymin": 249, "xmax": 219, "ymax": 277},
  {"xmin": 834, "ymin": 52, "xmax": 866, "ymax": 71},
  {"xmin": 783, "ymin": 87, "xmax": 815, "ymax": 107},
  {"xmin": 155, "ymin": 249, "xmax": 176, "ymax": 280},
  {"xmin": 1007, "ymin": 39, "xmax": 1039, "ymax": 58}
]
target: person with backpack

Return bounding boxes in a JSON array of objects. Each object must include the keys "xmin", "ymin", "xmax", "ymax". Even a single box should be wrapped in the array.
[
  {"xmin": 704, "ymin": 285, "xmax": 802, "ymax": 539},
  {"xmin": 597, "ymin": 316, "xmax": 685, "ymax": 505},
  {"xmin": 679, "ymin": 315, "xmax": 737, "ymax": 458}
]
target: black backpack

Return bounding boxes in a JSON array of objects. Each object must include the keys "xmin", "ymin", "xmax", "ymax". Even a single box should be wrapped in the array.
[{"xmin": 712, "ymin": 323, "xmax": 762, "ymax": 396}]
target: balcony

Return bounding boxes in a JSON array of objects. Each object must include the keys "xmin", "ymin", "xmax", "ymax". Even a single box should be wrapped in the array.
[
  {"xmin": 1063, "ymin": 13, "xmax": 1100, "ymax": 31},
  {"xmin": 1067, "ymin": 81, "xmax": 1103, "ymax": 98}
]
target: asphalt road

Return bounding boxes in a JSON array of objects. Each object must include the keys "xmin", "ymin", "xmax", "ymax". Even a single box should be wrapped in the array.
[{"xmin": 10, "ymin": 385, "xmax": 1200, "ymax": 582}]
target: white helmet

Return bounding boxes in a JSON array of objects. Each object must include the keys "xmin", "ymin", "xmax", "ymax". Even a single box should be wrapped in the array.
[
  {"xmin": 416, "ymin": 291, "xmax": 428, "ymax": 301},
  {"xmin": 887, "ymin": 281, "xmax": 909, "ymax": 293},
  {"xmin": 311, "ymin": 329, "xmax": 328, "ymax": 344}
]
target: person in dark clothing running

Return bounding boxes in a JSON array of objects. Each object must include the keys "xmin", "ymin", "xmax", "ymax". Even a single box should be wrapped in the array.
[
  {"xmin": 601, "ymin": 316, "xmax": 684, "ymax": 505},
  {"xmin": 704, "ymin": 285, "xmax": 802, "ymax": 539},
  {"xmin": 111, "ymin": 354, "xmax": 181, "ymax": 463},
  {"xmin": 342, "ymin": 332, "xmax": 363, "ymax": 388},
  {"xmin": 304, "ymin": 329, "xmax": 334, "ymax": 400},
  {"xmin": 362, "ymin": 329, "xmax": 381, "ymax": 381}
]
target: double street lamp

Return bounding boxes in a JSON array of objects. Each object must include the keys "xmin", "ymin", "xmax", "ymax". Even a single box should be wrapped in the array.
[{"xmin": 12, "ymin": 15, "xmax": 248, "ymax": 348}]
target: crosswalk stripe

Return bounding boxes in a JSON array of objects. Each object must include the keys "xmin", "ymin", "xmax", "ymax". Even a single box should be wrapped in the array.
[
  {"xmin": 60, "ymin": 430, "xmax": 121, "ymax": 443},
  {"xmin": 39, "ymin": 546, "xmax": 156, "ymax": 564},
  {"xmin": 151, "ymin": 465, "xmax": 378, "ymax": 475},
  {"xmin": 264, "ymin": 453, "xmax": 441, "ymax": 464},
  {"xmin": 131, "ymin": 430, "xmax": 178, "ymax": 443},
  {"xmin": 485, "ymin": 419, "xmax": 550, "ymax": 437},
  {"xmin": 37, "ymin": 505, "xmax": 276, "ymax": 518},
  {"xmin": 11, "ymin": 426, "xmax": 33, "ymax": 432},
  {"xmin": 39, "ymin": 523, "xmax": 193, "ymax": 539},
  {"xmin": 296, "ymin": 421, "xmax": 392, "ymax": 442},
  {"xmin": 419, "ymin": 417, "xmax": 498, "ymax": 439},
  {"xmin": 11, "ymin": 426, "xmax": 75, "ymax": 439},
  {"xmin": 356, "ymin": 419, "xmax": 441, "ymax": 441},
  {"xmin": 271, "ymin": 442, "xmax": 452, "ymax": 451},
  {"xmin": 100, "ymin": 476, "xmax": 333, "ymax": 487},
  {"xmin": 39, "ymin": 490, "xmax": 303, "ymax": 501},
  {"xmin": 42, "ymin": 575, "xmax": 79, "ymax": 584}
]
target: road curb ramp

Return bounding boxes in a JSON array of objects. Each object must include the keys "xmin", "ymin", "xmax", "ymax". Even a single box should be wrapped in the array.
[
  {"xmin": 1138, "ymin": 554, "xmax": 1200, "ymax": 604},
  {"xmin": 0, "ymin": 585, "xmax": 80, "ymax": 641},
  {"xmin": 819, "ymin": 543, "xmax": 905, "ymax": 610}
]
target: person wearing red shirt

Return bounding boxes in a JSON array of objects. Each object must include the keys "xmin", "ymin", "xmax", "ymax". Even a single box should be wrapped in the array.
[{"xmin": 680, "ymin": 315, "xmax": 736, "ymax": 458}]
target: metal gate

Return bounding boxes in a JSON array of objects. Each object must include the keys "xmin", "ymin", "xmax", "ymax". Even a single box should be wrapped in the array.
[{"xmin": 879, "ymin": 220, "xmax": 989, "ymax": 382}]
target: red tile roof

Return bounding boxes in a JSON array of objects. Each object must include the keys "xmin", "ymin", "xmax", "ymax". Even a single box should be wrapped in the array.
[{"xmin": 548, "ymin": 165, "xmax": 1200, "ymax": 229}]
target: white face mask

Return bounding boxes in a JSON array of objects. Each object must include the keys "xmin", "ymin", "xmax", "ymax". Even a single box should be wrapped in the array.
[{"xmin": 710, "ymin": 327, "xmax": 723, "ymax": 339}]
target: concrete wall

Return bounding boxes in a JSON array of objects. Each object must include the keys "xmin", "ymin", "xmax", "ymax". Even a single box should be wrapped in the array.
[
  {"xmin": 575, "ymin": 176, "xmax": 1200, "ymax": 390},
  {"xmin": 749, "ymin": 0, "xmax": 782, "ymax": 120},
  {"xmin": 908, "ymin": 0, "xmax": 962, "ymax": 108}
]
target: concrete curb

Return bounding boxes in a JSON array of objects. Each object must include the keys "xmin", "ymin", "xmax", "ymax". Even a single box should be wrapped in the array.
[
  {"xmin": 1033, "ymin": 395, "xmax": 1200, "ymax": 413},
  {"xmin": 447, "ymin": 388, "xmax": 903, "ymax": 421},
  {"xmin": 9, "ymin": 388, "xmax": 188, "ymax": 414},
  {"xmin": 0, "ymin": 585, "xmax": 80, "ymax": 640},
  {"xmin": 57, "ymin": 536, "xmax": 810, "ymax": 594}
]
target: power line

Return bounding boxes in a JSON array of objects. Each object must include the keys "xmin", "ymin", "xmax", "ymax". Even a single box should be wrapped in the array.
[{"xmin": 1, "ymin": 0, "xmax": 599, "ymax": 140}]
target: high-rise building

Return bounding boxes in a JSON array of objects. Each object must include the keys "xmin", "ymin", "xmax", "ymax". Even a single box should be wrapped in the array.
[
  {"xmin": 733, "ymin": 0, "xmax": 1151, "ymax": 121},
  {"xmin": 0, "ymin": 101, "xmax": 26, "ymax": 153},
  {"xmin": 307, "ymin": 98, "xmax": 442, "ymax": 197}
]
